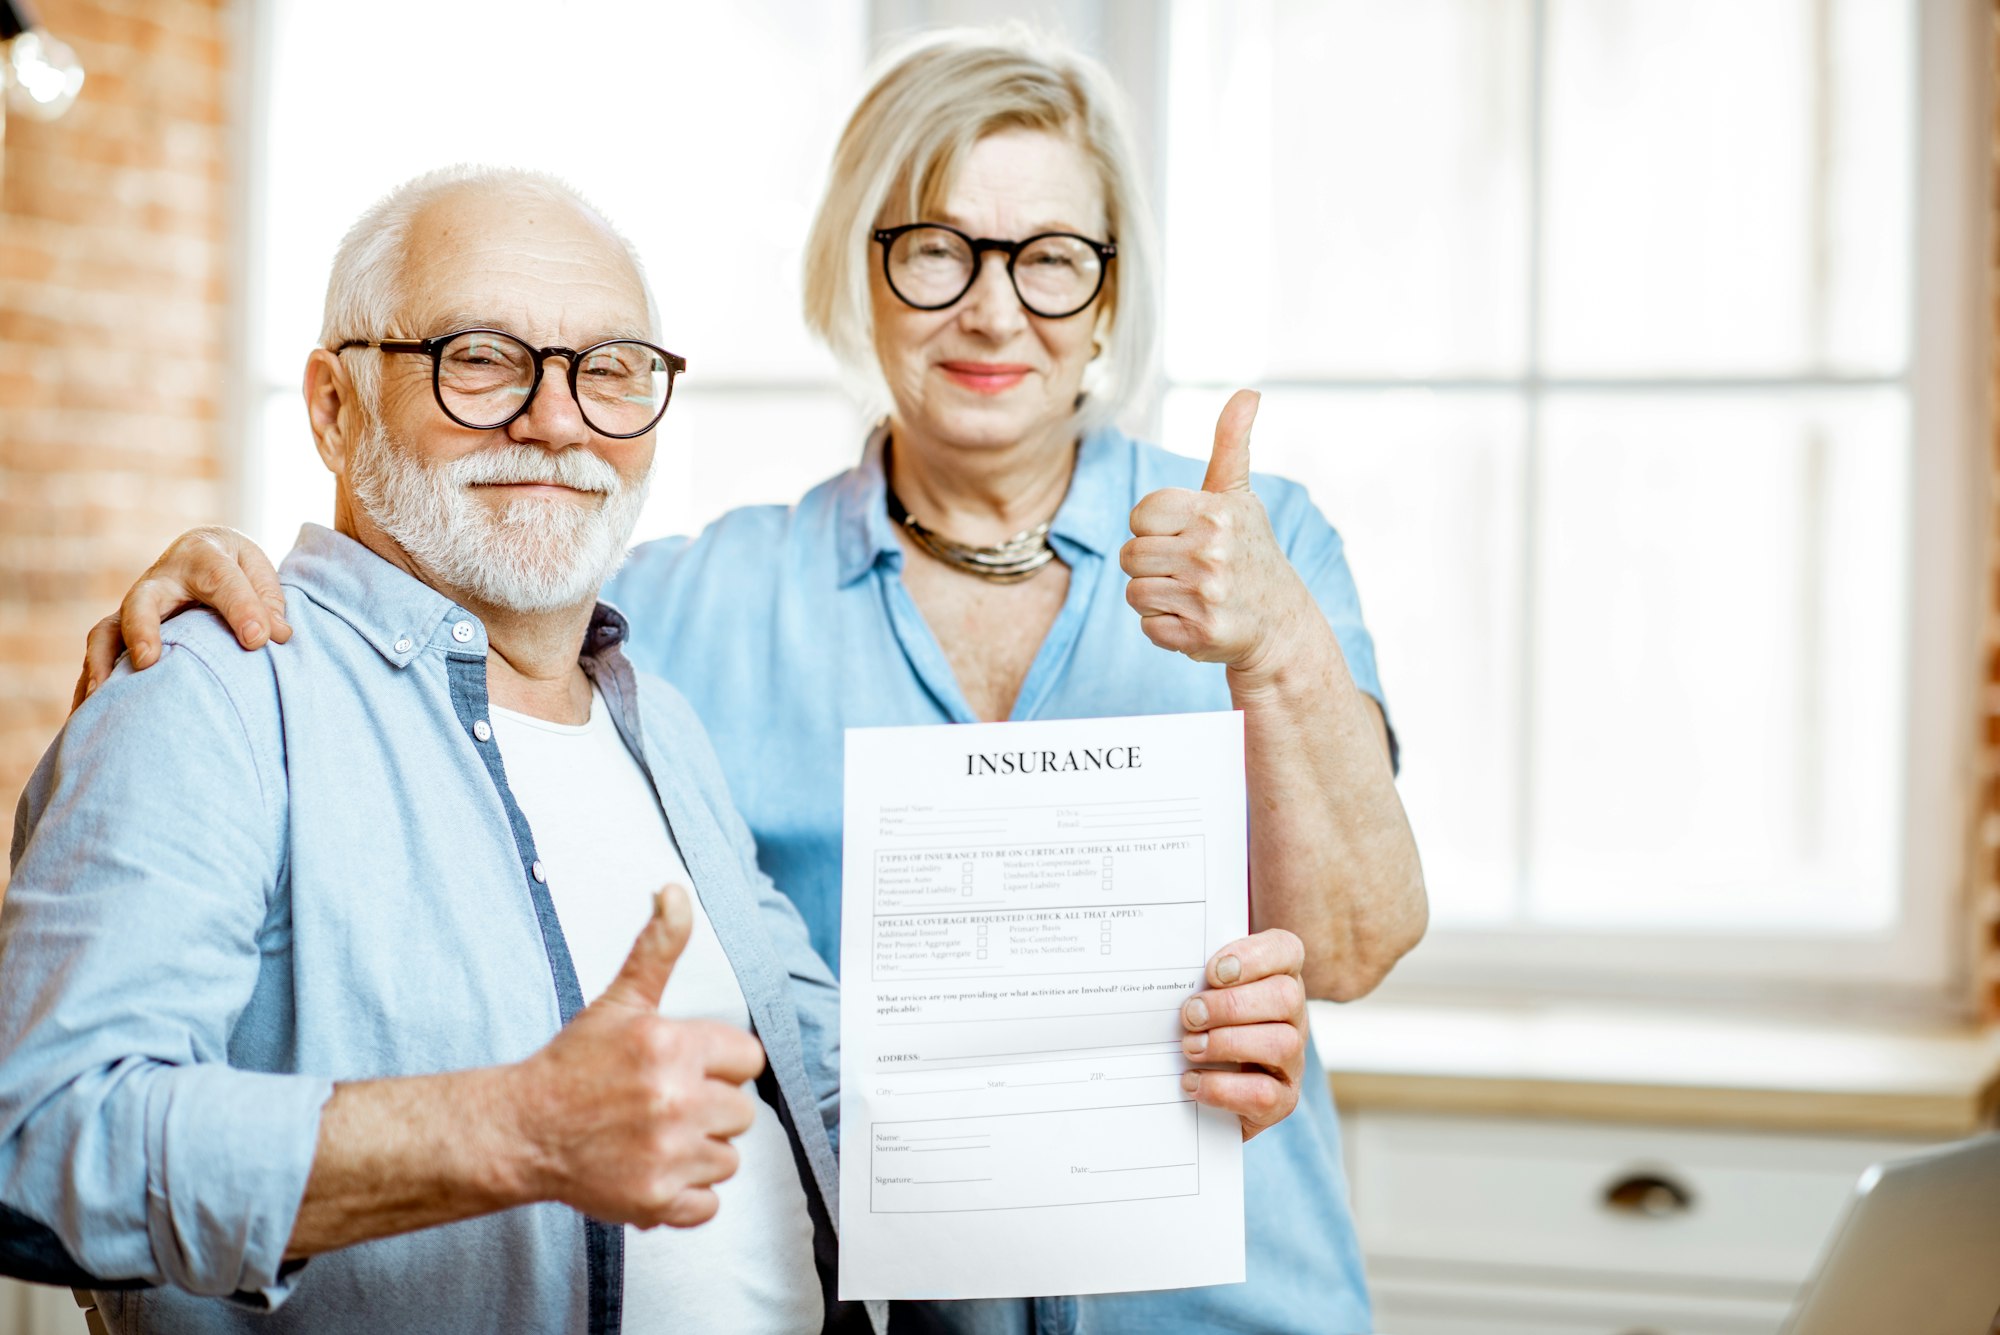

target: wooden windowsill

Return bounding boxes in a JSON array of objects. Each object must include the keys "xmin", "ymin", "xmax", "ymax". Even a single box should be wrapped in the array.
[{"xmin": 1310, "ymin": 999, "xmax": 2000, "ymax": 1136}]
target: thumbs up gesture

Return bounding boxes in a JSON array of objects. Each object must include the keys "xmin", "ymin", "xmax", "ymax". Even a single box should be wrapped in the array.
[
  {"xmin": 1122, "ymin": 390, "xmax": 1316, "ymax": 675},
  {"xmin": 506, "ymin": 885, "xmax": 768, "ymax": 1229}
]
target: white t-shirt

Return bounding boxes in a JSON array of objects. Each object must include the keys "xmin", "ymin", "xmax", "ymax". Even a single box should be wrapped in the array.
[{"xmin": 490, "ymin": 687, "xmax": 822, "ymax": 1335}]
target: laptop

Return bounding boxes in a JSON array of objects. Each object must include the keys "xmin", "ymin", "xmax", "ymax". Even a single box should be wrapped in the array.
[{"xmin": 1782, "ymin": 1132, "xmax": 2000, "ymax": 1335}]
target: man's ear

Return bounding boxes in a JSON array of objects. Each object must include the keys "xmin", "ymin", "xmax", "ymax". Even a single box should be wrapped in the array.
[{"xmin": 304, "ymin": 349, "xmax": 364, "ymax": 475}]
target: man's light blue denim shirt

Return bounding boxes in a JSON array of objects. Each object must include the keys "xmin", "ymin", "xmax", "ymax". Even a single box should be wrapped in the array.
[
  {"xmin": 0, "ymin": 525, "xmax": 857, "ymax": 1334},
  {"xmin": 606, "ymin": 424, "xmax": 1386, "ymax": 1335}
]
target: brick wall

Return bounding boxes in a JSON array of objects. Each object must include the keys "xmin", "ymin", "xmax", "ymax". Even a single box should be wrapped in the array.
[
  {"xmin": 1985, "ymin": 1, "xmax": 2000, "ymax": 1017},
  {"xmin": 0, "ymin": 0, "xmax": 230, "ymax": 871}
]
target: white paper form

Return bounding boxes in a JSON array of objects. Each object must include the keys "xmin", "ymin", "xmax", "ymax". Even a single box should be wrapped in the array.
[{"xmin": 838, "ymin": 710, "xmax": 1248, "ymax": 1301}]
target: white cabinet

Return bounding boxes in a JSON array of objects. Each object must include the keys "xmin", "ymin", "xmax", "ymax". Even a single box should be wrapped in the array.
[
  {"xmin": 1345, "ymin": 1109, "xmax": 1942, "ymax": 1335},
  {"xmin": 1360, "ymin": 1276, "xmax": 1791, "ymax": 1335}
]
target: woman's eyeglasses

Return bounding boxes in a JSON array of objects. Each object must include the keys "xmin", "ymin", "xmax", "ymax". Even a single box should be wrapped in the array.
[{"xmin": 872, "ymin": 223, "xmax": 1115, "ymax": 319}]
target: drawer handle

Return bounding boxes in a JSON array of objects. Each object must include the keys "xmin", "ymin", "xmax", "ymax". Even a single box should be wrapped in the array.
[{"xmin": 1602, "ymin": 1171, "xmax": 1694, "ymax": 1218}]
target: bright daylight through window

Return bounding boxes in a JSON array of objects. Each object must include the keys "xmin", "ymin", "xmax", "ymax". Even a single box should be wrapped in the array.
[
  {"xmin": 246, "ymin": 0, "xmax": 1938, "ymax": 990},
  {"xmin": 1158, "ymin": 0, "xmax": 1919, "ymax": 968},
  {"xmin": 245, "ymin": 0, "xmax": 870, "ymax": 557}
]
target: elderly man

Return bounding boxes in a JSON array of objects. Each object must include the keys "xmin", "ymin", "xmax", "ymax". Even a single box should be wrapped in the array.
[{"xmin": 0, "ymin": 167, "xmax": 859, "ymax": 1333}]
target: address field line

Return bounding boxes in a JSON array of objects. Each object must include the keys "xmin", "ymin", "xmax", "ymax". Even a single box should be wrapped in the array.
[
  {"xmin": 919, "ymin": 798, "xmax": 1204, "ymax": 814},
  {"xmin": 879, "ymin": 1007, "xmax": 1183, "ymax": 1027}
]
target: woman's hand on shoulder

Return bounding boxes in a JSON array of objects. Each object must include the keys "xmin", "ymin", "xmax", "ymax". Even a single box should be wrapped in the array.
[
  {"xmin": 1120, "ymin": 389, "xmax": 1319, "ymax": 682},
  {"xmin": 73, "ymin": 526, "xmax": 289, "ymax": 710}
]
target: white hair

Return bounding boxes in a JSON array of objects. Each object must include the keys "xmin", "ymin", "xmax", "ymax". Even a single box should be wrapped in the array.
[
  {"xmin": 319, "ymin": 164, "xmax": 660, "ymax": 412},
  {"xmin": 324, "ymin": 165, "xmax": 658, "ymax": 612},
  {"xmin": 802, "ymin": 25, "xmax": 1160, "ymax": 434},
  {"xmin": 347, "ymin": 423, "xmax": 651, "ymax": 613}
]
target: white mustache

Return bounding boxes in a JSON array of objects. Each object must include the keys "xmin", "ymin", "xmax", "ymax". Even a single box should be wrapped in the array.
[{"xmin": 448, "ymin": 446, "xmax": 622, "ymax": 495}]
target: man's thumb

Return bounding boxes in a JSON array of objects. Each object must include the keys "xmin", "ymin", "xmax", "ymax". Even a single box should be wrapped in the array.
[
  {"xmin": 598, "ymin": 884, "xmax": 695, "ymax": 1011},
  {"xmin": 1202, "ymin": 388, "xmax": 1259, "ymax": 494}
]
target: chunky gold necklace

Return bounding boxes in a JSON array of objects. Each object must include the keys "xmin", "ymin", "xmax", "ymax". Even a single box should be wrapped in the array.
[{"xmin": 885, "ymin": 485, "xmax": 1057, "ymax": 584}]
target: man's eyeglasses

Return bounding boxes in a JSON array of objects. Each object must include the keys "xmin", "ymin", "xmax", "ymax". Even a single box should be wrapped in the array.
[
  {"xmin": 333, "ymin": 329, "xmax": 687, "ymax": 439},
  {"xmin": 871, "ymin": 223, "xmax": 1115, "ymax": 320}
]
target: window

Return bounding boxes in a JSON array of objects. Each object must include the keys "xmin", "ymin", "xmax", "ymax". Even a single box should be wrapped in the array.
[
  {"xmin": 238, "ymin": 2, "xmax": 1984, "ymax": 1000},
  {"xmin": 1154, "ymin": 0, "xmax": 1980, "ymax": 999},
  {"xmin": 238, "ymin": 0, "xmax": 873, "ymax": 557}
]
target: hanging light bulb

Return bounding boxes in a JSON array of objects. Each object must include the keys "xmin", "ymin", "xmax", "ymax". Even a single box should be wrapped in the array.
[
  {"xmin": 6, "ymin": 28, "xmax": 84, "ymax": 120},
  {"xmin": 1, "ymin": 0, "xmax": 84, "ymax": 123}
]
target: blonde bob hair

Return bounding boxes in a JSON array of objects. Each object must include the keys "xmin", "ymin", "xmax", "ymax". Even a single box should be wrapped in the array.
[{"xmin": 803, "ymin": 26, "xmax": 1158, "ymax": 433}]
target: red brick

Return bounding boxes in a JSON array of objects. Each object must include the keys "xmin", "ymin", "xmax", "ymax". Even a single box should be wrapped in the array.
[
  {"xmin": 0, "ymin": 0, "xmax": 230, "ymax": 881},
  {"xmin": 1989, "ymin": 1, "xmax": 2000, "ymax": 1018}
]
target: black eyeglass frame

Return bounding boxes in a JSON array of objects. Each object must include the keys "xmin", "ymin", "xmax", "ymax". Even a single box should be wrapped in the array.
[
  {"xmin": 333, "ymin": 328, "xmax": 687, "ymax": 440},
  {"xmin": 871, "ymin": 223, "xmax": 1117, "ymax": 319}
]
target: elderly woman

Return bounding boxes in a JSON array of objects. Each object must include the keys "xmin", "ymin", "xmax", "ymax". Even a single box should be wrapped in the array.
[{"xmin": 79, "ymin": 28, "xmax": 1424, "ymax": 1335}]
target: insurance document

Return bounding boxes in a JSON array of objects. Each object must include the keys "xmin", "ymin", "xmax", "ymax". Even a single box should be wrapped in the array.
[{"xmin": 838, "ymin": 710, "xmax": 1248, "ymax": 1301}]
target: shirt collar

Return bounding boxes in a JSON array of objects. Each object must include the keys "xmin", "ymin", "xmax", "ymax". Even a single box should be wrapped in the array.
[
  {"xmin": 833, "ymin": 424, "xmax": 906, "ymax": 587},
  {"xmin": 832, "ymin": 421, "xmax": 1135, "ymax": 586},
  {"xmin": 583, "ymin": 601, "xmax": 632, "ymax": 654},
  {"xmin": 278, "ymin": 523, "xmax": 631, "ymax": 667}
]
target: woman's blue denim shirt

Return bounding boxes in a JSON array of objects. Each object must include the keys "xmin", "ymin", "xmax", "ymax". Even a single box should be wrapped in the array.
[{"xmin": 606, "ymin": 425, "xmax": 1389, "ymax": 1335}]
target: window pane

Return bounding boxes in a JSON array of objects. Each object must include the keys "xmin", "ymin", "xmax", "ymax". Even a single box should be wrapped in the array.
[
  {"xmin": 1158, "ymin": 2, "xmax": 1927, "ymax": 967},
  {"xmin": 1161, "ymin": 387, "xmax": 1527, "ymax": 926},
  {"xmin": 1164, "ymin": 0, "xmax": 1533, "ymax": 380},
  {"xmin": 257, "ymin": 0, "xmax": 863, "ymax": 387},
  {"xmin": 247, "ymin": 2, "xmax": 872, "ymax": 555},
  {"xmin": 1540, "ymin": 0, "xmax": 1913, "ymax": 375},
  {"xmin": 1526, "ymin": 391, "xmax": 1908, "ymax": 932}
]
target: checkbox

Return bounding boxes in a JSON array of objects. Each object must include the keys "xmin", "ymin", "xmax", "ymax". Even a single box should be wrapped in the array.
[
  {"xmin": 1100, "ymin": 944, "xmax": 1112, "ymax": 954},
  {"xmin": 963, "ymin": 887, "xmax": 973, "ymax": 896},
  {"xmin": 1100, "ymin": 928, "xmax": 1112, "ymax": 939},
  {"xmin": 1102, "ymin": 855, "xmax": 1114, "ymax": 866},
  {"xmin": 1101, "ymin": 878, "xmax": 1113, "ymax": 891},
  {"xmin": 977, "ymin": 949, "xmax": 988, "ymax": 960}
]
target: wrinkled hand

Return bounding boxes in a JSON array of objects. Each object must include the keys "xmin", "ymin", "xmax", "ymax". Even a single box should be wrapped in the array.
[
  {"xmin": 73, "ymin": 525, "xmax": 287, "ymax": 710},
  {"xmin": 1121, "ymin": 390, "xmax": 1316, "ymax": 678},
  {"xmin": 1180, "ymin": 928, "xmax": 1309, "ymax": 1141},
  {"xmin": 506, "ymin": 885, "xmax": 767, "ymax": 1229}
]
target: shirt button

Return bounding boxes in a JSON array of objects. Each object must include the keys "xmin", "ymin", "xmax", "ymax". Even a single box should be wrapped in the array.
[
  {"xmin": 531, "ymin": 860, "xmax": 547, "ymax": 884},
  {"xmin": 473, "ymin": 720, "xmax": 492, "ymax": 742},
  {"xmin": 451, "ymin": 620, "xmax": 475, "ymax": 643},
  {"xmin": 393, "ymin": 637, "xmax": 413, "ymax": 654}
]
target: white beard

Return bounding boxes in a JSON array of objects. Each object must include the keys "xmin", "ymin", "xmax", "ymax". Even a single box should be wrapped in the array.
[{"xmin": 349, "ymin": 424, "xmax": 650, "ymax": 614}]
